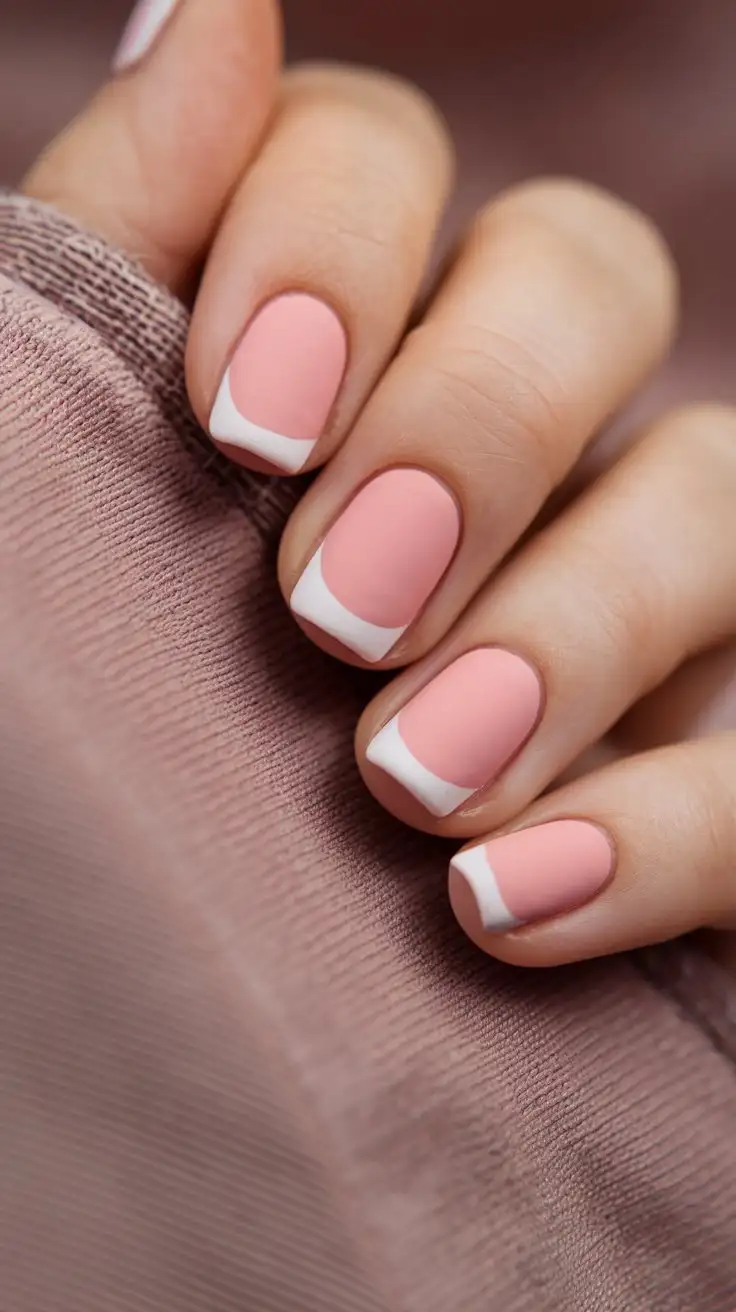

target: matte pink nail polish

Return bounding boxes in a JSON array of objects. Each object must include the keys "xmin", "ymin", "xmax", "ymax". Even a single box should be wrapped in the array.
[
  {"xmin": 290, "ymin": 469, "xmax": 461, "ymax": 661},
  {"xmin": 450, "ymin": 821, "xmax": 614, "ymax": 933},
  {"xmin": 209, "ymin": 294, "xmax": 347, "ymax": 473},
  {"xmin": 114, "ymin": 0, "xmax": 179, "ymax": 70},
  {"xmin": 366, "ymin": 649, "xmax": 541, "ymax": 816}
]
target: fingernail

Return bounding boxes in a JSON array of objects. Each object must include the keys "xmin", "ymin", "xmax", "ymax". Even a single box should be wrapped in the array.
[
  {"xmin": 366, "ymin": 649, "xmax": 541, "ymax": 816},
  {"xmin": 290, "ymin": 469, "xmax": 460, "ymax": 662},
  {"xmin": 114, "ymin": 0, "xmax": 179, "ymax": 70},
  {"xmin": 209, "ymin": 294, "xmax": 348, "ymax": 474},
  {"xmin": 449, "ymin": 821, "xmax": 614, "ymax": 933}
]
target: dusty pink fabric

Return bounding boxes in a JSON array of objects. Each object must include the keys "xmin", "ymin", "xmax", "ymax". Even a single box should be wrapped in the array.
[{"xmin": 1, "ymin": 192, "xmax": 736, "ymax": 1312}]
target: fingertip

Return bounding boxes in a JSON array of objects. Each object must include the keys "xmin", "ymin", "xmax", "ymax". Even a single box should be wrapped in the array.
[
  {"xmin": 448, "ymin": 861, "xmax": 541, "ymax": 965},
  {"xmin": 199, "ymin": 291, "xmax": 348, "ymax": 475}
]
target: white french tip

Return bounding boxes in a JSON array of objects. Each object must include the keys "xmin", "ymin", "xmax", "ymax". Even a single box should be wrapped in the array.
[
  {"xmin": 209, "ymin": 370, "xmax": 316, "ymax": 474},
  {"xmin": 290, "ymin": 547, "xmax": 405, "ymax": 663},
  {"xmin": 450, "ymin": 847, "xmax": 520, "ymax": 933},
  {"xmin": 366, "ymin": 716, "xmax": 475, "ymax": 817},
  {"xmin": 114, "ymin": 0, "xmax": 178, "ymax": 71}
]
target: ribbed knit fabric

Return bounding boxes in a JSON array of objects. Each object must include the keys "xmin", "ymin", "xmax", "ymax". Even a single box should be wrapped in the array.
[{"xmin": 1, "ymin": 191, "xmax": 735, "ymax": 1312}]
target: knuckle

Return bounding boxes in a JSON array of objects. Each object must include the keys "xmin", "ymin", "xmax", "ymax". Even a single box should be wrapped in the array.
[
  {"xmin": 475, "ymin": 176, "xmax": 678, "ymax": 341},
  {"xmin": 279, "ymin": 160, "xmax": 421, "ymax": 271},
  {"xmin": 361, "ymin": 70, "xmax": 452, "ymax": 158},
  {"xmin": 407, "ymin": 324, "xmax": 571, "ymax": 488},
  {"xmin": 648, "ymin": 404, "xmax": 736, "ymax": 482},
  {"xmin": 25, "ymin": 109, "xmax": 188, "ymax": 282},
  {"xmin": 552, "ymin": 531, "xmax": 668, "ymax": 684},
  {"xmin": 285, "ymin": 62, "xmax": 453, "ymax": 171},
  {"xmin": 593, "ymin": 575, "xmax": 661, "ymax": 674}
]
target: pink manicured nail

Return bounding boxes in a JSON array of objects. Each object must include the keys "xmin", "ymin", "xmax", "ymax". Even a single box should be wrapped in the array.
[
  {"xmin": 449, "ymin": 821, "xmax": 614, "ymax": 933},
  {"xmin": 366, "ymin": 649, "xmax": 541, "ymax": 816},
  {"xmin": 290, "ymin": 468, "xmax": 460, "ymax": 661},
  {"xmin": 114, "ymin": 0, "xmax": 179, "ymax": 70},
  {"xmin": 209, "ymin": 294, "xmax": 348, "ymax": 473}
]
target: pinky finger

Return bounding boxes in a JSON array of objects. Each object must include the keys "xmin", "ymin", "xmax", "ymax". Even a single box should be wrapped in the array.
[{"xmin": 449, "ymin": 733, "xmax": 736, "ymax": 966}]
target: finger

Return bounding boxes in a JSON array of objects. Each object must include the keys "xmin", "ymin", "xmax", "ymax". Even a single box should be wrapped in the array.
[
  {"xmin": 279, "ymin": 178, "xmax": 677, "ymax": 664},
  {"xmin": 188, "ymin": 64, "xmax": 452, "ymax": 474},
  {"xmin": 448, "ymin": 732, "xmax": 736, "ymax": 967},
  {"xmin": 541, "ymin": 644, "xmax": 736, "ymax": 788},
  {"xmin": 359, "ymin": 405, "xmax": 736, "ymax": 831},
  {"xmin": 24, "ymin": 0, "xmax": 281, "ymax": 294},
  {"xmin": 615, "ymin": 643, "xmax": 736, "ymax": 750}
]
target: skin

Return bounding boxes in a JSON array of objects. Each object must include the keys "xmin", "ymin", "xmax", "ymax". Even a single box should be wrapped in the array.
[{"xmin": 22, "ymin": 0, "xmax": 736, "ymax": 967}]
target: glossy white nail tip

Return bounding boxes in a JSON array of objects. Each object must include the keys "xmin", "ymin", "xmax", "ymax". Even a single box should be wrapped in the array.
[
  {"xmin": 114, "ymin": 0, "xmax": 179, "ymax": 71},
  {"xmin": 450, "ymin": 847, "xmax": 520, "ymax": 933},
  {"xmin": 209, "ymin": 369, "xmax": 316, "ymax": 474},
  {"xmin": 366, "ymin": 716, "xmax": 475, "ymax": 817},
  {"xmin": 290, "ymin": 547, "xmax": 406, "ymax": 662}
]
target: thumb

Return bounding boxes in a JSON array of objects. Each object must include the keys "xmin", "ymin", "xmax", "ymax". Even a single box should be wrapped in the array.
[{"xmin": 24, "ymin": 0, "xmax": 281, "ymax": 295}]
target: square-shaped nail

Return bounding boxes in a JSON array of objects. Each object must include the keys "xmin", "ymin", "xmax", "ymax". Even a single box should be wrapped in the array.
[
  {"xmin": 290, "ymin": 468, "xmax": 461, "ymax": 662},
  {"xmin": 450, "ymin": 821, "xmax": 614, "ymax": 933},
  {"xmin": 366, "ymin": 648, "xmax": 542, "ymax": 816},
  {"xmin": 114, "ymin": 0, "xmax": 179, "ymax": 71},
  {"xmin": 209, "ymin": 293, "xmax": 347, "ymax": 473}
]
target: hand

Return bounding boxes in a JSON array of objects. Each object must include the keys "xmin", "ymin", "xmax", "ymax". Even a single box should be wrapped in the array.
[{"xmin": 26, "ymin": 0, "xmax": 736, "ymax": 968}]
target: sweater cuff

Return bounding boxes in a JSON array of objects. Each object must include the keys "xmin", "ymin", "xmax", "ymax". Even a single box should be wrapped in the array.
[{"xmin": 0, "ymin": 190, "xmax": 299, "ymax": 538}]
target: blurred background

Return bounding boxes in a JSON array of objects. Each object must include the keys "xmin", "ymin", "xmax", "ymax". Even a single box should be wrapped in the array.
[{"xmin": 2, "ymin": 0, "xmax": 736, "ymax": 410}]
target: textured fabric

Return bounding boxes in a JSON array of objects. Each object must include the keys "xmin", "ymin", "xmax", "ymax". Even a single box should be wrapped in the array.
[{"xmin": 0, "ymin": 191, "xmax": 735, "ymax": 1312}]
